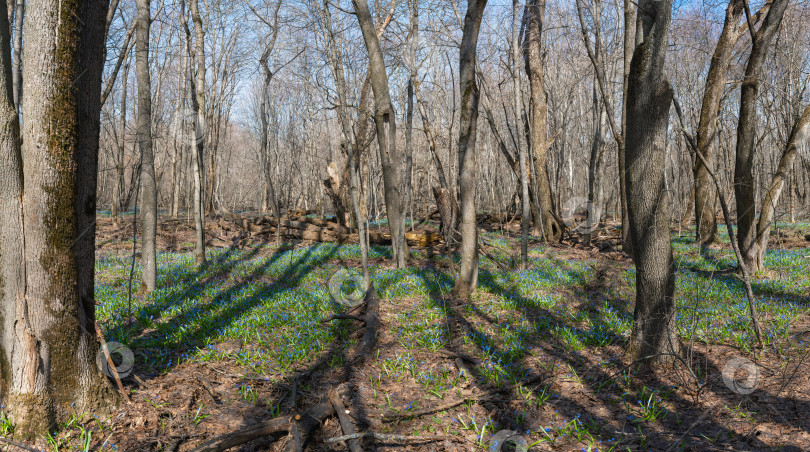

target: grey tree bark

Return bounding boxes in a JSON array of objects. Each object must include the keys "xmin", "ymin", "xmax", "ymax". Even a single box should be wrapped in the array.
[
  {"xmin": 258, "ymin": 1, "xmax": 283, "ymax": 247},
  {"xmin": 734, "ymin": 0, "xmax": 789, "ymax": 274},
  {"xmin": 525, "ymin": 0, "xmax": 561, "ymax": 243},
  {"xmin": 624, "ymin": 0, "xmax": 679, "ymax": 362},
  {"xmin": 136, "ymin": 0, "xmax": 157, "ymax": 293},
  {"xmin": 319, "ymin": 0, "xmax": 370, "ymax": 287},
  {"xmin": 9, "ymin": 0, "xmax": 20, "ymax": 111},
  {"xmin": 351, "ymin": 0, "xmax": 409, "ymax": 268},
  {"xmin": 184, "ymin": 0, "xmax": 207, "ymax": 264},
  {"xmin": 0, "ymin": 0, "xmax": 116, "ymax": 433},
  {"xmin": 514, "ymin": 0, "xmax": 530, "ymax": 267},
  {"xmin": 693, "ymin": 0, "xmax": 746, "ymax": 246},
  {"xmin": 452, "ymin": 0, "xmax": 487, "ymax": 299},
  {"xmin": 112, "ymin": 53, "xmax": 129, "ymax": 227}
]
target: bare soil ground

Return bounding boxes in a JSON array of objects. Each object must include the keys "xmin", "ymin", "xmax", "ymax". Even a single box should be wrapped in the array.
[{"xmin": 30, "ymin": 215, "xmax": 810, "ymax": 452}]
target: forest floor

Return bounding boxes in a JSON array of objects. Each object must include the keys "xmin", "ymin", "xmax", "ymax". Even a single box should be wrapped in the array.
[{"xmin": 28, "ymin": 214, "xmax": 810, "ymax": 451}]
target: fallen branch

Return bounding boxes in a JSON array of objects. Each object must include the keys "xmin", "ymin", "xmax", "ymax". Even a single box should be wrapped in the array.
[
  {"xmin": 383, "ymin": 374, "xmax": 545, "ymax": 421},
  {"xmin": 94, "ymin": 321, "xmax": 130, "ymax": 403},
  {"xmin": 328, "ymin": 388, "xmax": 363, "ymax": 452},
  {"xmin": 325, "ymin": 432, "xmax": 447, "ymax": 444}
]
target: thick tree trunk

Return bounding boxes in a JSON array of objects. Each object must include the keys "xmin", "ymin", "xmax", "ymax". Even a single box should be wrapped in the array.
[
  {"xmin": 694, "ymin": 0, "xmax": 745, "ymax": 246},
  {"xmin": 624, "ymin": 0, "xmax": 679, "ymax": 363},
  {"xmin": 525, "ymin": 0, "xmax": 561, "ymax": 243},
  {"xmin": 734, "ymin": 0, "xmax": 789, "ymax": 274},
  {"xmin": 0, "ymin": 0, "xmax": 116, "ymax": 433},
  {"xmin": 136, "ymin": 0, "xmax": 157, "ymax": 293},
  {"xmin": 351, "ymin": 0, "xmax": 409, "ymax": 268},
  {"xmin": 0, "ymin": 0, "xmax": 26, "ymax": 423},
  {"xmin": 452, "ymin": 0, "xmax": 487, "ymax": 299}
]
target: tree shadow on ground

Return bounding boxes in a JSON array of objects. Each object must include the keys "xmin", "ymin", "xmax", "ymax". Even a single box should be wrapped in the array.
[{"xmin": 406, "ymin": 253, "xmax": 806, "ymax": 450}]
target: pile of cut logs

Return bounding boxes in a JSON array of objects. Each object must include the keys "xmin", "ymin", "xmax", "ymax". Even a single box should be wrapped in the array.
[{"xmin": 216, "ymin": 211, "xmax": 444, "ymax": 247}]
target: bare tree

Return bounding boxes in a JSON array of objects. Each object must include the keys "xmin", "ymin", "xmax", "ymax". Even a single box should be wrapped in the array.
[
  {"xmin": 693, "ymin": 0, "xmax": 750, "ymax": 246},
  {"xmin": 452, "ymin": 0, "xmax": 488, "ymax": 299},
  {"xmin": 351, "ymin": 0, "xmax": 409, "ymax": 268},
  {"xmin": 136, "ymin": 0, "xmax": 157, "ymax": 293},
  {"xmin": 515, "ymin": 0, "xmax": 531, "ymax": 266},
  {"xmin": 184, "ymin": 0, "xmax": 207, "ymax": 264},
  {"xmin": 734, "ymin": 0, "xmax": 790, "ymax": 274},
  {"xmin": 317, "ymin": 0, "xmax": 370, "ymax": 286},
  {"xmin": 255, "ymin": 1, "xmax": 284, "ymax": 243},
  {"xmin": 526, "ymin": 0, "xmax": 561, "ymax": 243},
  {"xmin": 624, "ymin": 0, "xmax": 678, "ymax": 362}
]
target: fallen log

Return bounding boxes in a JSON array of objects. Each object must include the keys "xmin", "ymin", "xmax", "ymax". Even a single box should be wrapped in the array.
[
  {"xmin": 218, "ymin": 211, "xmax": 443, "ymax": 247},
  {"xmin": 328, "ymin": 388, "xmax": 363, "ymax": 452}
]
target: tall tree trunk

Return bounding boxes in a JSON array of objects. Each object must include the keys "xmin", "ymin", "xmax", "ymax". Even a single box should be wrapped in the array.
[
  {"xmin": 113, "ymin": 54, "xmax": 129, "ymax": 227},
  {"xmin": 9, "ymin": 0, "xmax": 20, "ymax": 111},
  {"xmin": 404, "ymin": 0, "xmax": 418, "ymax": 223},
  {"xmin": 351, "ymin": 0, "xmax": 409, "ymax": 268},
  {"xmin": 514, "ymin": 0, "xmax": 530, "ymax": 267},
  {"xmin": 136, "ymin": 0, "xmax": 157, "ymax": 293},
  {"xmin": 185, "ymin": 0, "xmax": 207, "ymax": 264},
  {"xmin": 525, "ymin": 0, "xmax": 561, "ymax": 242},
  {"xmin": 452, "ymin": 0, "xmax": 487, "ymax": 299},
  {"xmin": 694, "ymin": 0, "xmax": 746, "ymax": 246},
  {"xmin": 0, "ymin": 0, "xmax": 26, "ymax": 426},
  {"xmin": 734, "ymin": 0, "xmax": 789, "ymax": 274},
  {"xmin": 583, "ymin": 0, "xmax": 606, "ymax": 246},
  {"xmin": 624, "ymin": 0, "xmax": 678, "ymax": 363},
  {"xmin": 0, "ymin": 0, "xmax": 116, "ymax": 432},
  {"xmin": 258, "ymin": 1, "xmax": 282, "ymax": 241},
  {"xmin": 620, "ymin": 0, "xmax": 635, "ymax": 256},
  {"xmin": 319, "ymin": 0, "xmax": 370, "ymax": 287}
]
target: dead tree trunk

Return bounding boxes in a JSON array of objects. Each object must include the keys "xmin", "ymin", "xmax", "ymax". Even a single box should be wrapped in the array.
[
  {"xmin": 452, "ymin": 0, "xmax": 488, "ymax": 299},
  {"xmin": 624, "ymin": 0, "xmax": 679, "ymax": 363}
]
